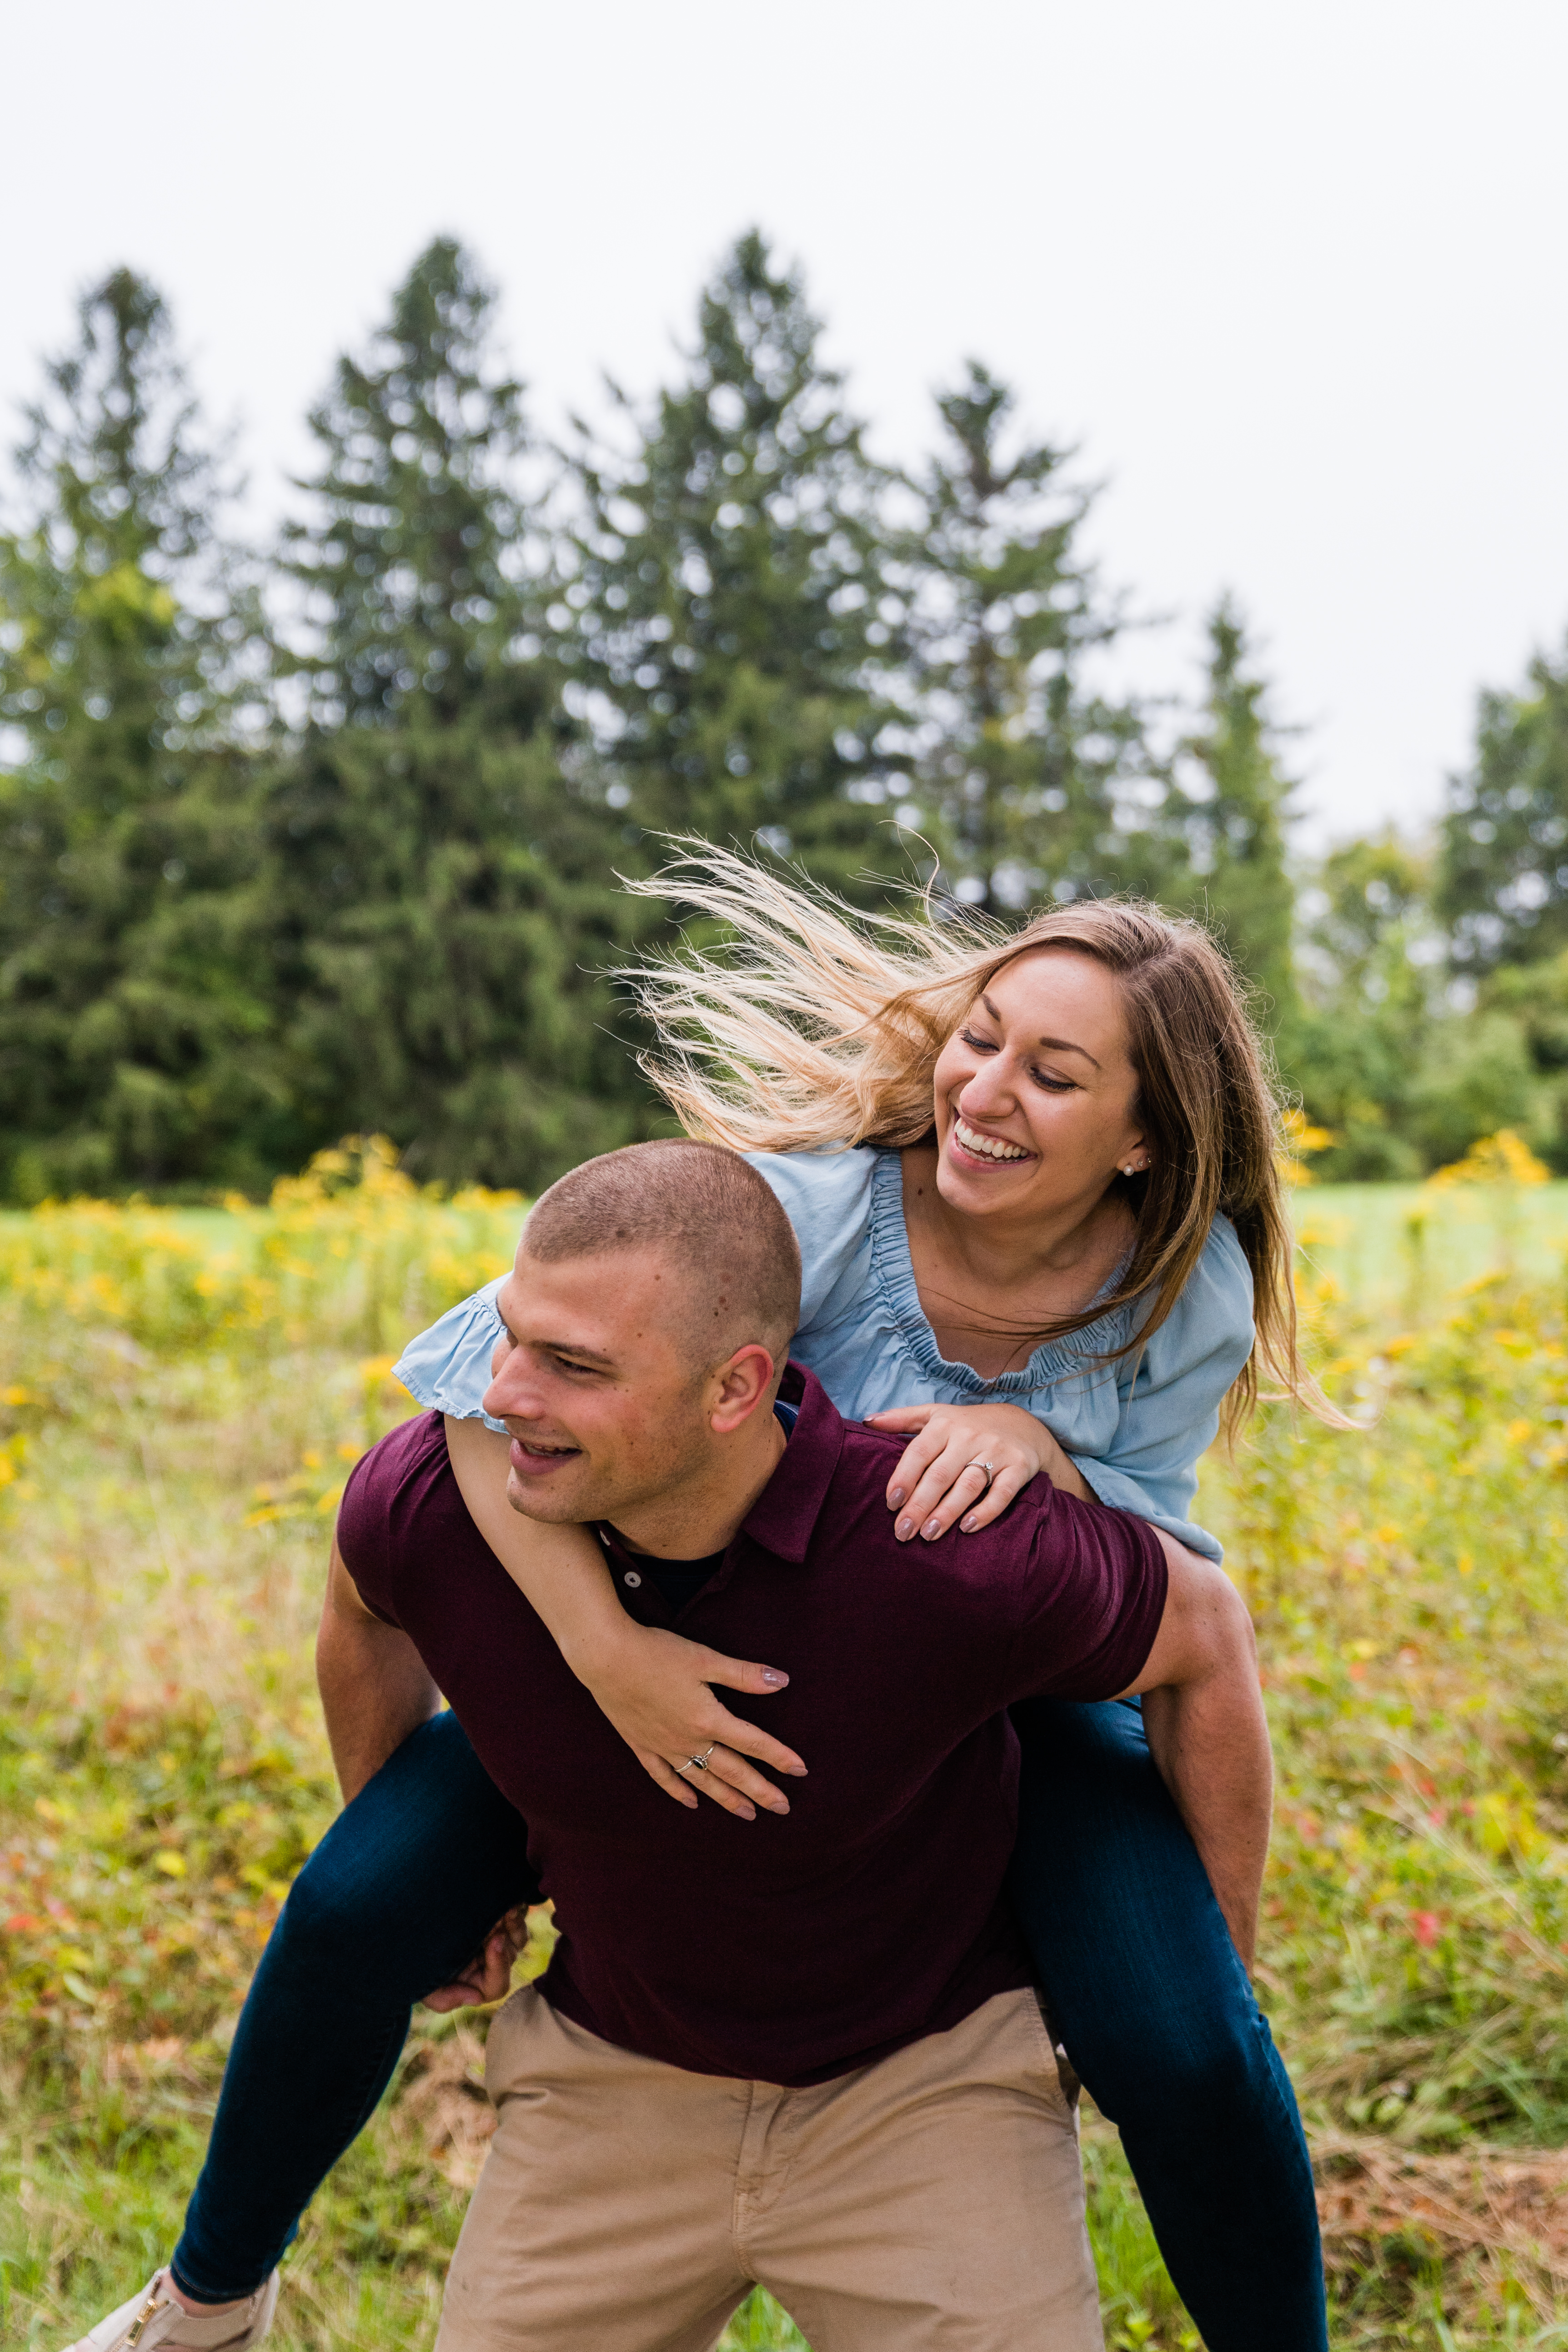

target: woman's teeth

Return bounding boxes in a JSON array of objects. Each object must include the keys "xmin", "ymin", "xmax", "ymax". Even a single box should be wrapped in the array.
[{"xmin": 954, "ymin": 1118, "xmax": 1029, "ymax": 1163}]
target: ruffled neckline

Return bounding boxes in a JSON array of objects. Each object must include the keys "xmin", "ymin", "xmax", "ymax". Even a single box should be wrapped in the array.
[{"xmin": 865, "ymin": 1147, "xmax": 1133, "ymax": 1398}]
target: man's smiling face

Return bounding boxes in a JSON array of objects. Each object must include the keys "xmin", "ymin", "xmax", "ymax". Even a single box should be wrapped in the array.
[{"xmin": 481, "ymin": 1241, "xmax": 718, "ymax": 1526}]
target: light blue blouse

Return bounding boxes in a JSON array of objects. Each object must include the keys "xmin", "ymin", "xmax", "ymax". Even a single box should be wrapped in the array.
[{"xmin": 391, "ymin": 1146, "xmax": 1253, "ymax": 1562}]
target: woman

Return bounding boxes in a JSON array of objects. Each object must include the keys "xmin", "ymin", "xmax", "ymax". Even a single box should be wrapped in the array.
[{"xmin": 90, "ymin": 854, "xmax": 1332, "ymax": 2352}]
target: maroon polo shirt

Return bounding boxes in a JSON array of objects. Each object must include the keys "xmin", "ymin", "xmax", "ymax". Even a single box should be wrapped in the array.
[{"xmin": 338, "ymin": 1363, "xmax": 1167, "ymax": 2086}]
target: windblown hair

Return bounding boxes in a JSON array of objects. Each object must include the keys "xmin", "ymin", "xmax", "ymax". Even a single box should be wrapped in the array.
[{"xmin": 618, "ymin": 845, "xmax": 1343, "ymax": 1439}]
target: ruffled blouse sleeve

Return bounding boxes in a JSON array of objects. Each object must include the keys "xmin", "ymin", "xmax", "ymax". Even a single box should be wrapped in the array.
[
  {"xmin": 744, "ymin": 1147, "xmax": 878, "ymax": 1338},
  {"xmin": 392, "ymin": 1275, "xmax": 510, "ymax": 1434},
  {"xmin": 1069, "ymin": 1215, "xmax": 1254, "ymax": 1563}
]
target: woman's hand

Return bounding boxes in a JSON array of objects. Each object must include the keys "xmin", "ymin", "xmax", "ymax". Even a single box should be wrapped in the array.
[
  {"xmin": 443, "ymin": 1414, "xmax": 805, "ymax": 1824},
  {"xmin": 576, "ymin": 1616, "xmax": 807, "ymax": 1824},
  {"xmin": 863, "ymin": 1399, "xmax": 1090, "ymax": 1540}
]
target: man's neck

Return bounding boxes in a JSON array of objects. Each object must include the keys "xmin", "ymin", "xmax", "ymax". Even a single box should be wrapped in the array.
[{"xmin": 610, "ymin": 1408, "xmax": 788, "ymax": 1561}]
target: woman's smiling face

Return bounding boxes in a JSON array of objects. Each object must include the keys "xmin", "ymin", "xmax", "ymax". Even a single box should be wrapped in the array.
[{"xmin": 930, "ymin": 946, "xmax": 1149, "ymax": 1222}]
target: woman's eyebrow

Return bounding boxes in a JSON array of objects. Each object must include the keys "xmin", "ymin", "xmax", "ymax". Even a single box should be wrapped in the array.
[
  {"xmin": 979, "ymin": 993, "xmax": 1101, "ymax": 1069},
  {"xmin": 1035, "ymin": 1034, "xmax": 1101, "ymax": 1069}
]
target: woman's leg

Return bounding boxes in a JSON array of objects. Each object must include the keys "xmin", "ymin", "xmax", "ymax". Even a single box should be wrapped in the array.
[
  {"xmin": 1008, "ymin": 1696, "xmax": 1327, "ymax": 2352},
  {"xmin": 170, "ymin": 1710, "xmax": 539, "ymax": 2302}
]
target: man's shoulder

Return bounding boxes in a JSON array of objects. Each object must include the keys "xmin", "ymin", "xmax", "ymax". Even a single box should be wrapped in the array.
[
  {"xmin": 341, "ymin": 1409, "xmax": 453, "ymax": 1551},
  {"xmin": 355, "ymin": 1406, "xmax": 449, "ymax": 1489},
  {"xmin": 832, "ymin": 1415, "xmax": 1056, "ymax": 1540},
  {"xmin": 825, "ymin": 1414, "xmax": 1058, "ymax": 1594}
]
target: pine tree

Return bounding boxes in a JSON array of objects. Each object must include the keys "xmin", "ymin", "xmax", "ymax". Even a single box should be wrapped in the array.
[
  {"xmin": 1437, "ymin": 640, "xmax": 1568, "ymax": 971},
  {"xmin": 268, "ymin": 238, "xmax": 644, "ymax": 1189},
  {"xmin": 0, "ymin": 269, "xmax": 274, "ymax": 1200},
  {"xmin": 900, "ymin": 362, "xmax": 1162, "ymax": 920},
  {"xmin": 564, "ymin": 232, "xmax": 910, "ymax": 902},
  {"xmin": 1170, "ymin": 599, "xmax": 1299, "ymax": 1024},
  {"xmin": 1287, "ymin": 832, "xmax": 1436, "ymax": 1178}
]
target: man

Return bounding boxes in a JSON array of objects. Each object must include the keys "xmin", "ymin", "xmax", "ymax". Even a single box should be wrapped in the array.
[{"xmin": 96, "ymin": 1139, "xmax": 1270, "ymax": 2352}]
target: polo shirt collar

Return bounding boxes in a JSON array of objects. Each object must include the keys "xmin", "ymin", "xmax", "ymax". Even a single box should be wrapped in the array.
[{"xmin": 740, "ymin": 1363, "xmax": 846, "ymax": 1565}]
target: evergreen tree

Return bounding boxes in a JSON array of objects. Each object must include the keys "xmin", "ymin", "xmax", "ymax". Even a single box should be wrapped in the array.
[
  {"xmin": 0, "ymin": 269, "xmax": 273, "ymax": 1200},
  {"xmin": 564, "ymin": 232, "xmax": 910, "ymax": 901},
  {"xmin": 1437, "ymin": 639, "xmax": 1568, "ymax": 971},
  {"xmin": 900, "ymin": 362, "xmax": 1159, "ymax": 918},
  {"xmin": 1169, "ymin": 599, "xmax": 1300, "ymax": 1023},
  {"xmin": 1287, "ymin": 833, "xmax": 1435, "ymax": 1178},
  {"xmin": 268, "ymin": 238, "xmax": 644, "ymax": 1189}
]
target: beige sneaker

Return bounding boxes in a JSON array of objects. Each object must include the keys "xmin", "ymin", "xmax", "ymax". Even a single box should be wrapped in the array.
[{"xmin": 61, "ymin": 2267, "xmax": 279, "ymax": 2352}]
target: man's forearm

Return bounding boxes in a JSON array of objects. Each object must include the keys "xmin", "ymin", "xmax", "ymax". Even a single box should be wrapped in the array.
[
  {"xmin": 1140, "ymin": 1660, "xmax": 1272, "ymax": 1973},
  {"xmin": 317, "ymin": 1551, "xmax": 441, "ymax": 1802}
]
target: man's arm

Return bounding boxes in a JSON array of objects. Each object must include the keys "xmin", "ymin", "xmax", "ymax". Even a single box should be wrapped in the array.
[
  {"xmin": 316, "ymin": 1542, "xmax": 527, "ymax": 2010},
  {"xmin": 317, "ymin": 1539, "xmax": 441, "ymax": 1802},
  {"xmin": 1120, "ymin": 1535, "xmax": 1272, "ymax": 1974}
]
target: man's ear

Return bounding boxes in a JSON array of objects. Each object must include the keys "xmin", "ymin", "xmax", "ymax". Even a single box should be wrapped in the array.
[{"xmin": 708, "ymin": 1343, "xmax": 778, "ymax": 1435}]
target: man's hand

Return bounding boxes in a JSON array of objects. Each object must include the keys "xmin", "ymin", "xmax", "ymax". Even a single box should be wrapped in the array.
[
  {"xmin": 1123, "ymin": 1536, "xmax": 1272, "ymax": 1973},
  {"xmin": 421, "ymin": 1905, "xmax": 534, "ymax": 2012}
]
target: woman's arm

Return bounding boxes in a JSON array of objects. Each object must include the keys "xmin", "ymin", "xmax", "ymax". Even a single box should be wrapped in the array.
[{"xmin": 442, "ymin": 1417, "xmax": 807, "ymax": 1821}]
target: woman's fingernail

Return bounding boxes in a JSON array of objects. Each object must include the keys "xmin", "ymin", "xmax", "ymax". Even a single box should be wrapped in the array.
[
  {"xmin": 960, "ymin": 1512, "xmax": 978, "ymax": 1533},
  {"xmin": 896, "ymin": 1517, "xmax": 914, "ymax": 1541},
  {"xmin": 921, "ymin": 1517, "xmax": 942, "ymax": 1541},
  {"xmin": 736, "ymin": 1804, "xmax": 756, "ymax": 1821},
  {"xmin": 761, "ymin": 1668, "xmax": 789, "ymax": 1687},
  {"xmin": 889, "ymin": 1486, "xmax": 906, "ymax": 1509}
]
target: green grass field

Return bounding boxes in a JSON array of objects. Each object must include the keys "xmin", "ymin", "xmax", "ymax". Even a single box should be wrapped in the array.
[{"xmin": 7, "ymin": 1157, "xmax": 1568, "ymax": 2348}]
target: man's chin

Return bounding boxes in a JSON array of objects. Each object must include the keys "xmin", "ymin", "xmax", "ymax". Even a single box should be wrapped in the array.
[{"xmin": 505, "ymin": 1467, "xmax": 591, "ymax": 1523}]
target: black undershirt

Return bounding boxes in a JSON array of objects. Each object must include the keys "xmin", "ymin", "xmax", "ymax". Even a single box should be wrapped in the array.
[{"xmin": 603, "ymin": 1398, "xmax": 798, "ymax": 1617}]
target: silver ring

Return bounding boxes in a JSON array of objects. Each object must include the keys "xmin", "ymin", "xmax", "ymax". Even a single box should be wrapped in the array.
[
  {"xmin": 678, "ymin": 1743, "xmax": 717, "ymax": 1775},
  {"xmin": 969, "ymin": 1459, "xmax": 996, "ymax": 1491}
]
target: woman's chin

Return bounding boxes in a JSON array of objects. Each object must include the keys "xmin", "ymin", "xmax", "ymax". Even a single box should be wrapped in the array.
[{"xmin": 937, "ymin": 1145, "xmax": 1034, "ymax": 1204}]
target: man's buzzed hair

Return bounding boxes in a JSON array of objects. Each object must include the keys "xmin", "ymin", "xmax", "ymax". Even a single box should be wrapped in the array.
[{"xmin": 521, "ymin": 1141, "xmax": 802, "ymax": 1377}]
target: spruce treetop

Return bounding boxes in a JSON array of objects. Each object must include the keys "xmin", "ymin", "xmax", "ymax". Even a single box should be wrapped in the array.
[
  {"xmin": 1172, "ymin": 597, "xmax": 1301, "ymax": 1022},
  {"xmin": 901, "ymin": 361, "xmax": 1151, "ymax": 916},
  {"xmin": 0, "ymin": 267, "xmax": 251, "ymax": 812},
  {"xmin": 0, "ymin": 269, "xmax": 271, "ymax": 1197},
  {"xmin": 1438, "ymin": 641, "xmax": 1568, "ymax": 971},
  {"xmin": 565, "ymin": 231, "xmax": 907, "ymax": 888},
  {"xmin": 283, "ymin": 237, "xmax": 539, "ymax": 728}
]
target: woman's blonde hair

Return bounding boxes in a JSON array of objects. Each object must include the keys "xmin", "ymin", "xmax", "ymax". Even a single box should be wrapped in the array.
[{"xmin": 620, "ymin": 843, "xmax": 1340, "ymax": 1439}]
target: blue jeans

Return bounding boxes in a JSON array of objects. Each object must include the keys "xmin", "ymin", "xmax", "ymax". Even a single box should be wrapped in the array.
[{"xmin": 173, "ymin": 1703, "xmax": 1326, "ymax": 2352}]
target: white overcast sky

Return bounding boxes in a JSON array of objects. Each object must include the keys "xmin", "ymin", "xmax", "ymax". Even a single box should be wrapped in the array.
[{"xmin": 5, "ymin": 0, "xmax": 1565, "ymax": 847}]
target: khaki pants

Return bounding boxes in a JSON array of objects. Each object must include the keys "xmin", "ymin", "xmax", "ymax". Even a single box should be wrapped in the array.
[{"xmin": 436, "ymin": 1984, "xmax": 1102, "ymax": 2352}]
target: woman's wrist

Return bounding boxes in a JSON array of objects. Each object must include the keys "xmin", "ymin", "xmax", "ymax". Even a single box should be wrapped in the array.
[{"xmin": 557, "ymin": 1597, "xmax": 642, "ymax": 1686}]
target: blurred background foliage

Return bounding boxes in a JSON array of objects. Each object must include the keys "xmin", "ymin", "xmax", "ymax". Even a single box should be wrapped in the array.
[
  {"xmin": 5, "ymin": 233, "xmax": 1568, "ymax": 1206},
  {"xmin": 9, "ymin": 1159, "xmax": 1568, "ymax": 2345}
]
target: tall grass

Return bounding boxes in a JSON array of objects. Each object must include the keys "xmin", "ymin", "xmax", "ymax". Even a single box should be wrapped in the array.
[{"xmin": 6, "ymin": 1148, "xmax": 1568, "ymax": 2347}]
